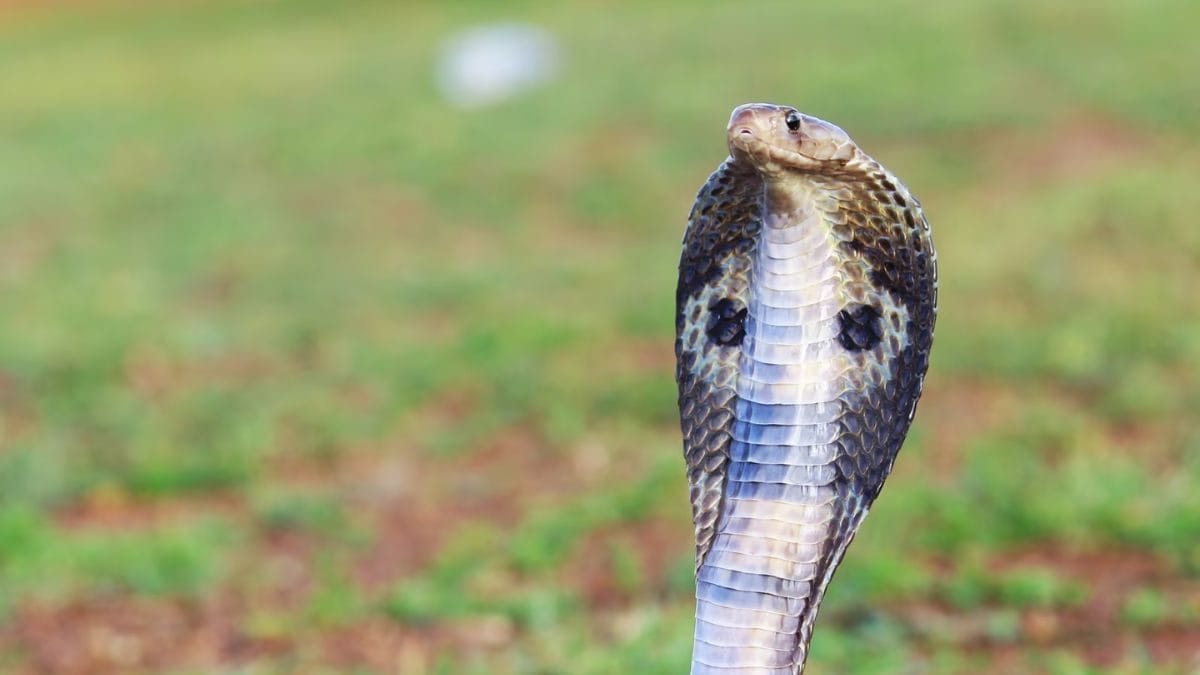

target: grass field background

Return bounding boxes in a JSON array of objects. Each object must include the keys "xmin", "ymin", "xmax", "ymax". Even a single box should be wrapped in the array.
[{"xmin": 1, "ymin": 1, "xmax": 1198, "ymax": 673}]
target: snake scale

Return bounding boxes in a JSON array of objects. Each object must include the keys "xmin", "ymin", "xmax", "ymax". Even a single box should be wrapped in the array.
[{"xmin": 675, "ymin": 104, "xmax": 937, "ymax": 673}]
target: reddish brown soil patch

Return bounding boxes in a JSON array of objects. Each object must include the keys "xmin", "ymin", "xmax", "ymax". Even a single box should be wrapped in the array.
[
  {"xmin": 320, "ymin": 617, "xmax": 453, "ymax": 674},
  {"xmin": 353, "ymin": 424, "xmax": 594, "ymax": 591},
  {"xmin": 260, "ymin": 410, "xmax": 607, "ymax": 591},
  {"xmin": 0, "ymin": 369, "xmax": 38, "ymax": 444},
  {"xmin": 564, "ymin": 515, "xmax": 690, "ymax": 608},
  {"xmin": 122, "ymin": 347, "xmax": 283, "ymax": 401},
  {"xmin": 993, "ymin": 547, "xmax": 1168, "ymax": 620},
  {"xmin": 353, "ymin": 497, "xmax": 467, "ymax": 592},
  {"xmin": 1, "ymin": 594, "xmax": 275, "ymax": 675},
  {"xmin": 896, "ymin": 378, "xmax": 1019, "ymax": 478},
  {"xmin": 1143, "ymin": 627, "xmax": 1200, "ymax": 671},
  {"xmin": 902, "ymin": 547, "xmax": 1200, "ymax": 669},
  {"xmin": 1012, "ymin": 547, "xmax": 1200, "ymax": 668},
  {"xmin": 247, "ymin": 529, "xmax": 321, "ymax": 612},
  {"xmin": 625, "ymin": 337, "xmax": 675, "ymax": 373},
  {"xmin": 961, "ymin": 112, "xmax": 1162, "ymax": 198},
  {"xmin": 53, "ymin": 489, "xmax": 243, "ymax": 531},
  {"xmin": 995, "ymin": 115, "xmax": 1150, "ymax": 183}
]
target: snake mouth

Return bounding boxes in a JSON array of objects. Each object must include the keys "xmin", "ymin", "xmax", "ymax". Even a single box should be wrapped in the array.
[
  {"xmin": 728, "ymin": 129, "xmax": 822, "ymax": 174},
  {"xmin": 727, "ymin": 128, "xmax": 753, "ymax": 151}
]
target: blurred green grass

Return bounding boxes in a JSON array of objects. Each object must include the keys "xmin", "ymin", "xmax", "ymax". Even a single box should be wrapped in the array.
[{"xmin": 1, "ymin": 0, "xmax": 1198, "ymax": 673}]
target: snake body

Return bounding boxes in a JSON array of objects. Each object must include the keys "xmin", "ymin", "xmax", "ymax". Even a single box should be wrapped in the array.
[{"xmin": 675, "ymin": 104, "xmax": 937, "ymax": 673}]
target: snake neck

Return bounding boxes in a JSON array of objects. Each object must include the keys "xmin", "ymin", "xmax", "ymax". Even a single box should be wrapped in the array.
[{"xmin": 691, "ymin": 203, "xmax": 853, "ymax": 674}]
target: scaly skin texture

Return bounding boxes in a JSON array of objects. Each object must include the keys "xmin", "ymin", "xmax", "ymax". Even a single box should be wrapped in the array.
[{"xmin": 676, "ymin": 104, "xmax": 937, "ymax": 673}]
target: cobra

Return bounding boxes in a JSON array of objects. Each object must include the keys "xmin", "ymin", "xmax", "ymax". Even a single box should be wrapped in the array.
[{"xmin": 675, "ymin": 103, "xmax": 938, "ymax": 673}]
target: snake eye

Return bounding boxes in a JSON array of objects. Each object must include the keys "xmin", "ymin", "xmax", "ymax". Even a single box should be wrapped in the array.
[{"xmin": 785, "ymin": 110, "xmax": 802, "ymax": 132}]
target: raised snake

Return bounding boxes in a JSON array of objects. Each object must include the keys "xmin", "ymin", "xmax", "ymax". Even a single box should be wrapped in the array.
[{"xmin": 675, "ymin": 104, "xmax": 937, "ymax": 673}]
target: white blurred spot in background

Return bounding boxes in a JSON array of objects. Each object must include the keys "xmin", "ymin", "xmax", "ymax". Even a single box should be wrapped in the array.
[{"xmin": 436, "ymin": 23, "xmax": 562, "ymax": 108}]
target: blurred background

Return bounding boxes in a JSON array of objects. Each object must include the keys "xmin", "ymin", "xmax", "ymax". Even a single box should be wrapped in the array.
[{"xmin": 1, "ymin": 1, "xmax": 1198, "ymax": 673}]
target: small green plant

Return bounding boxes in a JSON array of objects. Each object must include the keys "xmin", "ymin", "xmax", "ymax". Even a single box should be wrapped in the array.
[
  {"xmin": 996, "ymin": 567, "xmax": 1087, "ymax": 609},
  {"xmin": 0, "ymin": 510, "xmax": 235, "ymax": 612},
  {"xmin": 252, "ymin": 488, "xmax": 347, "ymax": 535},
  {"xmin": 1121, "ymin": 588, "xmax": 1168, "ymax": 627}
]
